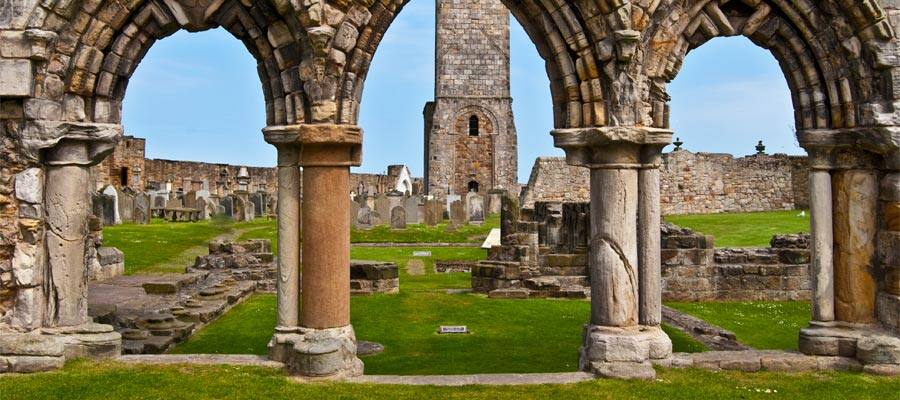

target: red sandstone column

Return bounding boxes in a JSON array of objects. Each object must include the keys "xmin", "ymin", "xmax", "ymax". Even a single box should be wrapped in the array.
[
  {"xmin": 832, "ymin": 169, "xmax": 878, "ymax": 324},
  {"xmin": 299, "ymin": 126, "xmax": 362, "ymax": 329}
]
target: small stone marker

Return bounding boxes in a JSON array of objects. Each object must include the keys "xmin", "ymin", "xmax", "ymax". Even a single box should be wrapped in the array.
[
  {"xmin": 437, "ymin": 325, "xmax": 469, "ymax": 334},
  {"xmin": 412, "ymin": 251, "xmax": 432, "ymax": 257},
  {"xmin": 406, "ymin": 259, "xmax": 425, "ymax": 276}
]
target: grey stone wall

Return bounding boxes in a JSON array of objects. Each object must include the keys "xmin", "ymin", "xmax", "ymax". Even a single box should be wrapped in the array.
[
  {"xmin": 423, "ymin": 0, "xmax": 517, "ymax": 199},
  {"xmin": 474, "ymin": 199, "xmax": 811, "ymax": 301},
  {"xmin": 521, "ymin": 152, "xmax": 811, "ymax": 215}
]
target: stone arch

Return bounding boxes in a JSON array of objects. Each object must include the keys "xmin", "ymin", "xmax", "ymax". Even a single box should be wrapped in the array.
[
  {"xmin": 25, "ymin": 0, "xmax": 309, "ymax": 127},
  {"xmin": 642, "ymin": 1, "xmax": 895, "ymax": 134},
  {"xmin": 453, "ymin": 105, "xmax": 497, "ymax": 136}
]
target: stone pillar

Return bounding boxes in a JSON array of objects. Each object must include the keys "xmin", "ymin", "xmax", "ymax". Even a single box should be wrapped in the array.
[
  {"xmin": 553, "ymin": 127, "xmax": 672, "ymax": 380},
  {"xmin": 264, "ymin": 131, "xmax": 302, "ymax": 330},
  {"xmin": 265, "ymin": 125, "xmax": 363, "ymax": 378},
  {"xmin": 831, "ymin": 170, "xmax": 878, "ymax": 324},
  {"xmin": 638, "ymin": 147, "xmax": 662, "ymax": 326},
  {"xmin": 809, "ymin": 168, "xmax": 834, "ymax": 322}
]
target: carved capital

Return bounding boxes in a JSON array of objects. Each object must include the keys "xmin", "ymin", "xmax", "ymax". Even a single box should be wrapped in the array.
[
  {"xmin": 265, "ymin": 124, "xmax": 363, "ymax": 167},
  {"xmin": 22, "ymin": 121, "xmax": 122, "ymax": 166},
  {"xmin": 552, "ymin": 126, "xmax": 672, "ymax": 169}
]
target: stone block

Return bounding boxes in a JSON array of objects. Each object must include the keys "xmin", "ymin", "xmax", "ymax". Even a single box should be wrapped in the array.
[
  {"xmin": 590, "ymin": 361, "xmax": 655, "ymax": 380},
  {"xmin": 23, "ymin": 98, "xmax": 61, "ymax": 120},
  {"xmin": 0, "ymin": 334, "xmax": 63, "ymax": 356},
  {"xmin": 0, "ymin": 59, "xmax": 32, "ymax": 97},
  {"xmin": 857, "ymin": 335, "xmax": 900, "ymax": 365},
  {"xmin": 7, "ymin": 355, "xmax": 65, "ymax": 373},
  {"xmin": 14, "ymin": 168, "xmax": 42, "ymax": 203}
]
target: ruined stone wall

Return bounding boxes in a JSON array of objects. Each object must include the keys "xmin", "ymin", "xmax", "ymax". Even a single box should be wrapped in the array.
[
  {"xmin": 144, "ymin": 158, "xmax": 278, "ymax": 196},
  {"xmin": 91, "ymin": 136, "xmax": 145, "ymax": 190},
  {"xmin": 349, "ymin": 172, "xmax": 423, "ymax": 196},
  {"xmin": 475, "ymin": 200, "xmax": 811, "ymax": 301},
  {"xmin": 424, "ymin": 0, "xmax": 517, "ymax": 199},
  {"xmin": 521, "ymin": 153, "xmax": 810, "ymax": 214}
]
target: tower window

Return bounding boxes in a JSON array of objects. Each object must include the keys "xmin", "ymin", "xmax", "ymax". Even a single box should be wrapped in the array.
[
  {"xmin": 468, "ymin": 115, "xmax": 479, "ymax": 136},
  {"xmin": 468, "ymin": 180, "xmax": 479, "ymax": 193}
]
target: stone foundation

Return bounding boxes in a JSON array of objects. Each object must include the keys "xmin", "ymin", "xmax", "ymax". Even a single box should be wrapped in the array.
[
  {"xmin": 268, "ymin": 325, "xmax": 364, "ymax": 378},
  {"xmin": 579, "ymin": 325, "xmax": 672, "ymax": 379},
  {"xmin": 799, "ymin": 321, "xmax": 900, "ymax": 366},
  {"xmin": 350, "ymin": 261, "xmax": 399, "ymax": 294},
  {"xmin": 474, "ymin": 201, "xmax": 812, "ymax": 301}
]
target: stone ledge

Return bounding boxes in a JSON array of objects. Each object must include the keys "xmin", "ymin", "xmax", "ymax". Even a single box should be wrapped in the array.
[
  {"xmin": 117, "ymin": 354, "xmax": 284, "ymax": 368},
  {"xmin": 651, "ymin": 350, "xmax": 871, "ymax": 373}
]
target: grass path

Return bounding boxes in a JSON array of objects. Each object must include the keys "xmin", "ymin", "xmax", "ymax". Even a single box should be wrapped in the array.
[
  {"xmin": 665, "ymin": 301, "xmax": 811, "ymax": 350},
  {"xmin": 664, "ymin": 210, "xmax": 809, "ymax": 247},
  {"xmin": 2, "ymin": 360, "xmax": 897, "ymax": 400}
]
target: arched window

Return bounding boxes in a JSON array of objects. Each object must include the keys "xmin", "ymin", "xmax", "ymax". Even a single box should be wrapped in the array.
[
  {"xmin": 468, "ymin": 115, "xmax": 479, "ymax": 136},
  {"xmin": 468, "ymin": 180, "xmax": 479, "ymax": 193},
  {"xmin": 119, "ymin": 167, "xmax": 129, "ymax": 187}
]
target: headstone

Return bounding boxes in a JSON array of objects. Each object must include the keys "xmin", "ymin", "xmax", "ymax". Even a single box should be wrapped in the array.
[
  {"xmin": 350, "ymin": 201, "xmax": 360, "ymax": 229},
  {"xmin": 366, "ymin": 194, "xmax": 376, "ymax": 211},
  {"xmin": 356, "ymin": 205, "xmax": 373, "ymax": 229},
  {"xmin": 101, "ymin": 186, "xmax": 121, "ymax": 225},
  {"xmin": 152, "ymin": 192, "xmax": 166, "ymax": 208},
  {"xmin": 446, "ymin": 194, "xmax": 461, "ymax": 215},
  {"xmin": 390, "ymin": 206, "xmax": 407, "ymax": 229},
  {"xmin": 387, "ymin": 190, "xmax": 404, "ymax": 211},
  {"xmin": 219, "ymin": 196, "xmax": 234, "ymax": 218},
  {"xmin": 487, "ymin": 189, "xmax": 504, "ymax": 215},
  {"xmin": 466, "ymin": 193, "xmax": 485, "ymax": 224},
  {"xmin": 250, "ymin": 193, "xmax": 265, "ymax": 216},
  {"xmin": 405, "ymin": 195, "xmax": 420, "ymax": 224},
  {"xmin": 449, "ymin": 200, "xmax": 466, "ymax": 227},
  {"xmin": 424, "ymin": 199, "xmax": 443, "ymax": 226},
  {"xmin": 133, "ymin": 193, "xmax": 151, "ymax": 224},
  {"xmin": 116, "ymin": 188, "xmax": 134, "ymax": 222},
  {"xmin": 183, "ymin": 190, "xmax": 199, "ymax": 210},
  {"xmin": 374, "ymin": 194, "xmax": 390, "ymax": 226},
  {"xmin": 165, "ymin": 196, "xmax": 183, "ymax": 209},
  {"xmin": 481, "ymin": 228, "xmax": 501, "ymax": 249},
  {"xmin": 233, "ymin": 195, "xmax": 249, "ymax": 221}
]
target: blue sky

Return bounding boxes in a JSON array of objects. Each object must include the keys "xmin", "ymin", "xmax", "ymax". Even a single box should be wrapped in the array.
[{"xmin": 122, "ymin": 0, "xmax": 800, "ymax": 182}]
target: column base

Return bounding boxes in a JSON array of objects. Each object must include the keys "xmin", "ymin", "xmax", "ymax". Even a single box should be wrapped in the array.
[
  {"xmin": 267, "ymin": 325, "xmax": 364, "ymax": 378},
  {"xmin": 799, "ymin": 321, "xmax": 900, "ymax": 365},
  {"xmin": 579, "ymin": 324, "xmax": 672, "ymax": 380},
  {"xmin": 1, "ymin": 323, "xmax": 121, "ymax": 374}
]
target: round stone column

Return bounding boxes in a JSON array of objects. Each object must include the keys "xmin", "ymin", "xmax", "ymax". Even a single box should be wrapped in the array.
[
  {"xmin": 553, "ymin": 127, "xmax": 672, "ymax": 380},
  {"xmin": 265, "ymin": 124, "xmax": 363, "ymax": 378}
]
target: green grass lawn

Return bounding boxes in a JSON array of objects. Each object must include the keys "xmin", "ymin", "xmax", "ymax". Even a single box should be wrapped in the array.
[
  {"xmin": 2, "ymin": 360, "xmax": 897, "ymax": 400},
  {"xmin": 665, "ymin": 301, "xmax": 811, "ymax": 350},
  {"xmin": 664, "ymin": 210, "xmax": 810, "ymax": 247},
  {"xmin": 102, "ymin": 217, "xmax": 271, "ymax": 274},
  {"xmin": 237, "ymin": 215, "xmax": 500, "ymax": 247}
]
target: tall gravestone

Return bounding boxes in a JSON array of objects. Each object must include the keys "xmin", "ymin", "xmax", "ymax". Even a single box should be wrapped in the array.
[
  {"xmin": 183, "ymin": 190, "xmax": 199, "ymax": 210},
  {"xmin": 101, "ymin": 186, "xmax": 121, "ymax": 225},
  {"xmin": 350, "ymin": 201, "xmax": 360, "ymax": 229},
  {"xmin": 487, "ymin": 189, "xmax": 504, "ymax": 215},
  {"xmin": 374, "ymin": 194, "xmax": 391, "ymax": 226},
  {"xmin": 116, "ymin": 188, "xmax": 134, "ymax": 223},
  {"xmin": 424, "ymin": 199, "xmax": 443, "ymax": 226},
  {"xmin": 356, "ymin": 205, "xmax": 373, "ymax": 229},
  {"xmin": 405, "ymin": 195, "xmax": 420, "ymax": 224},
  {"xmin": 390, "ymin": 206, "xmax": 407, "ymax": 229},
  {"xmin": 449, "ymin": 200, "xmax": 466, "ymax": 227},
  {"xmin": 220, "ymin": 196, "xmax": 234, "ymax": 218},
  {"xmin": 133, "ymin": 193, "xmax": 151, "ymax": 224},
  {"xmin": 467, "ymin": 193, "xmax": 485, "ymax": 224}
]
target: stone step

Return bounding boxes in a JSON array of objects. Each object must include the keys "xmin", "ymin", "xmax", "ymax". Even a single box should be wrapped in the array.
[
  {"xmin": 141, "ymin": 272, "xmax": 208, "ymax": 295},
  {"xmin": 524, "ymin": 275, "xmax": 588, "ymax": 291}
]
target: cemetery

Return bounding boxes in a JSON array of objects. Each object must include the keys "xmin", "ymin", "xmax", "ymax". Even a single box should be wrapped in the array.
[{"xmin": 3, "ymin": 0, "xmax": 900, "ymax": 398}]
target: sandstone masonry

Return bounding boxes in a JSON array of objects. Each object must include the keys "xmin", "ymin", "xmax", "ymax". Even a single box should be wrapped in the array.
[{"xmin": 521, "ymin": 152, "xmax": 810, "ymax": 214}]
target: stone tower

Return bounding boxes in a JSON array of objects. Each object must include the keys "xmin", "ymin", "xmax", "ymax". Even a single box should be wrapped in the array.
[{"xmin": 423, "ymin": 0, "xmax": 518, "ymax": 199}]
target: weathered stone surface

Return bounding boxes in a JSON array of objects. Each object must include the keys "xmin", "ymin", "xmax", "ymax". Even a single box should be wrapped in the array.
[
  {"xmin": 857, "ymin": 335, "xmax": 900, "ymax": 365},
  {"xmin": 832, "ymin": 170, "xmax": 878, "ymax": 324},
  {"xmin": 0, "ymin": 59, "xmax": 32, "ymax": 97},
  {"xmin": 14, "ymin": 168, "xmax": 42, "ymax": 203}
]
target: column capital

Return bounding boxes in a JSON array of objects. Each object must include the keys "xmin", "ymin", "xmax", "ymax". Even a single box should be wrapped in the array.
[
  {"xmin": 263, "ymin": 124, "xmax": 362, "ymax": 167},
  {"xmin": 23, "ymin": 121, "xmax": 122, "ymax": 166},
  {"xmin": 551, "ymin": 126, "xmax": 672, "ymax": 169}
]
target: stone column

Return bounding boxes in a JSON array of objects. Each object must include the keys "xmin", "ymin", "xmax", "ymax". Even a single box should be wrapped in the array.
[
  {"xmin": 553, "ymin": 127, "xmax": 672, "ymax": 380},
  {"xmin": 264, "ymin": 130, "xmax": 302, "ymax": 330},
  {"xmin": 809, "ymin": 167, "xmax": 834, "ymax": 322},
  {"xmin": 265, "ymin": 124, "xmax": 363, "ymax": 378},
  {"xmin": 832, "ymin": 169, "xmax": 878, "ymax": 324},
  {"xmin": 638, "ymin": 147, "xmax": 663, "ymax": 326}
]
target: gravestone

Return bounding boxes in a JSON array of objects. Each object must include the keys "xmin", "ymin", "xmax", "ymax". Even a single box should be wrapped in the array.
[
  {"xmin": 424, "ymin": 199, "xmax": 443, "ymax": 226},
  {"xmin": 133, "ymin": 193, "xmax": 151, "ymax": 224},
  {"xmin": 233, "ymin": 195, "xmax": 250, "ymax": 221},
  {"xmin": 219, "ymin": 196, "xmax": 234, "ymax": 218},
  {"xmin": 387, "ymin": 190, "xmax": 404, "ymax": 211},
  {"xmin": 183, "ymin": 190, "xmax": 199, "ymax": 210},
  {"xmin": 466, "ymin": 193, "xmax": 485, "ymax": 224},
  {"xmin": 117, "ymin": 188, "xmax": 134, "ymax": 222},
  {"xmin": 405, "ymin": 195, "xmax": 420, "ymax": 224},
  {"xmin": 101, "ymin": 186, "xmax": 121, "ymax": 225},
  {"xmin": 350, "ymin": 201, "xmax": 360, "ymax": 229},
  {"xmin": 356, "ymin": 205, "xmax": 373, "ymax": 229},
  {"xmin": 250, "ymin": 193, "xmax": 265, "ymax": 216},
  {"xmin": 152, "ymin": 193, "xmax": 166, "ymax": 208},
  {"xmin": 487, "ymin": 189, "xmax": 504, "ymax": 215},
  {"xmin": 446, "ymin": 193, "xmax": 461, "ymax": 215},
  {"xmin": 374, "ymin": 195, "xmax": 390, "ymax": 226},
  {"xmin": 165, "ymin": 196, "xmax": 183, "ymax": 209},
  {"xmin": 449, "ymin": 200, "xmax": 466, "ymax": 227},
  {"xmin": 390, "ymin": 206, "xmax": 407, "ymax": 229}
]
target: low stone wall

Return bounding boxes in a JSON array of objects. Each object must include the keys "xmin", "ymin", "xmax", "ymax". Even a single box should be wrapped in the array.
[
  {"xmin": 350, "ymin": 261, "xmax": 399, "ymax": 294},
  {"xmin": 435, "ymin": 261, "xmax": 478, "ymax": 273},
  {"xmin": 520, "ymin": 152, "xmax": 810, "ymax": 214},
  {"xmin": 661, "ymin": 225, "xmax": 811, "ymax": 301},
  {"xmin": 474, "ymin": 199, "xmax": 812, "ymax": 301}
]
